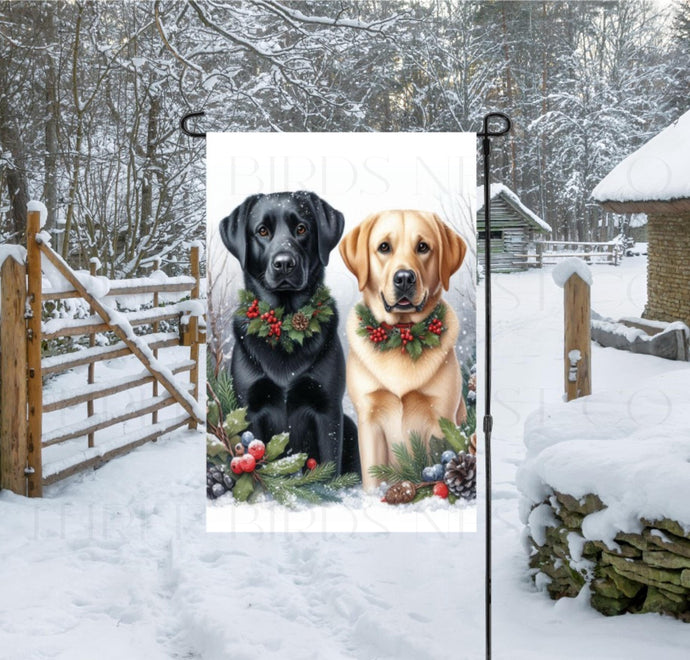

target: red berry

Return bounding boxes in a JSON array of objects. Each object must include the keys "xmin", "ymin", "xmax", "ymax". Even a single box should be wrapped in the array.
[
  {"xmin": 248, "ymin": 439, "xmax": 265, "ymax": 461},
  {"xmin": 231, "ymin": 457, "xmax": 244, "ymax": 474},
  {"xmin": 433, "ymin": 482, "xmax": 449, "ymax": 498},
  {"xmin": 306, "ymin": 458, "xmax": 317, "ymax": 470},
  {"xmin": 240, "ymin": 454, "xmax": 256, "ymax": 472}
]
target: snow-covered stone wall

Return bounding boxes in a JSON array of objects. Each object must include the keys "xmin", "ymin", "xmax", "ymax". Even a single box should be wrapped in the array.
[
  {"xmin": 646, "ymin": 214, "xmax": 690, "ymax": 327},
  {"xmin": 518, "ymin": 370, "xmax": 690, "ymax": 621},
  {"xmin": 525, "ymin": 492, "xmax": 690, "ymax": 619}
]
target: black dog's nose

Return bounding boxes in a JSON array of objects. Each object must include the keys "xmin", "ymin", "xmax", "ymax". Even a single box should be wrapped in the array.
[
  {"xmin": 393, "ymin": 269, "xmax": 416, "ymax": 290},
  {"xmin": 272, "ymin": 253, "xmax": 296, "ymax": 274}
]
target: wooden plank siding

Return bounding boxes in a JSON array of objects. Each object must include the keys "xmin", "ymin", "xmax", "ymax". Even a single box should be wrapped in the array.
[{"xmin": 477, "ymin": 194, "xmax": 549, "ymax": 272}]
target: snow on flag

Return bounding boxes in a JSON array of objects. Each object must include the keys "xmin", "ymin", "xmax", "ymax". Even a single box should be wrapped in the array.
[{"xmin": 206, "ymin": 133, "xmax": 477, "ymax": 532}]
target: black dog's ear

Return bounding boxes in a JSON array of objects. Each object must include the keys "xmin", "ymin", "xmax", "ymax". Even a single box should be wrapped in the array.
[
  {"xmin": 219, "ymin": 194, "xmax": 263, "ymax": 268},
  {"xmin": 295, "ymin": 191, "xmax": 345, "ymax": 266}
]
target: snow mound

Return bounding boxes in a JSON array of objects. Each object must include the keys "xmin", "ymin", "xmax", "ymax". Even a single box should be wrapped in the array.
[
  {"xmin": 517, "ymin": 368, "xmax": 690, "ymax": 545},
  {"xmin": 592, "ymin": 109, "xmax": 690, "ymax": 203},
  {"xmin": 552, "ymin": 258, "xmax": 593, "ymax": 288},
  {"xmin": 0, "ymin": 244, "xmax": 26, "ymax": 267},
  {"xmin": 28, "ymin": 200, "xmax": 48, "ymax": 228}
]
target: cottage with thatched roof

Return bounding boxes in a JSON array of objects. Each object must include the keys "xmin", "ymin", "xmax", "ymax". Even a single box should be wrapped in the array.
[
  {"xmin": 592, "ymin": 109, "xmax": 690, "ymax": 326},
  {"xmin": 477, "ymin": 184, "xmax": 552, "ymax": 272}
]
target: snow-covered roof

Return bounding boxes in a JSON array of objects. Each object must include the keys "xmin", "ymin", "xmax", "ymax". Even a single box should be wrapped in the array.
[
  {"xmin": 592, "ymin": 109, "xmax": 690, "ymax": 205},
  {"xmin": 477, "ymin": 183, "xmax": 552, "ymax": 232}
]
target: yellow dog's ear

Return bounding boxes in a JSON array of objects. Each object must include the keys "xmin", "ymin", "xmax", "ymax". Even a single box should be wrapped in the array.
[
  {"xmin": 434, "ymin": 215, "xmax": 467, "ymax": 290},
  {"xmin": 339, "ymin": 214, "xmax": 377, "ymax": 291}
]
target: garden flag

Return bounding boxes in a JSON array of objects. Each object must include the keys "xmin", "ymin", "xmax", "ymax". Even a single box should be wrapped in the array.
[{"xmin": 206, "ymin": 133, "xmax": 477, "ymax": 532}]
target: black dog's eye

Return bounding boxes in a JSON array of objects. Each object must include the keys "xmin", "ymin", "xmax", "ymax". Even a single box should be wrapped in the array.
[
  {"xmin": 378, "ymin": 242, "xmax": 391, "ymax": 254},
  {"xmin": 257, "ymin": 225, "xmax": 270, "ymax": 238},
  {"xmin": 296, "ymin": 224, "xmax": 307, "ymax": 235},
  {"xmin": 417, "ymin": 241, "xmax": 430, "ymax": 254}
]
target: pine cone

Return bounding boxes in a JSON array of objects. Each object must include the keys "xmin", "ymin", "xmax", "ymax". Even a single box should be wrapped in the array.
[
  {"xmin": 291, "ymin": 312, "xmax": 310, "ymax": 331},
  {"xmin": 444, "ymin": 453, "xmax": 476, "ymax": 500},
  {"xmin": 207, "ymin": 464, "xmax": 235, "ymax": 499},
  {"xmin": 469, "ymin": 433, "xmax": 477, "ymax": 456},
  {"xmin": 383, "ymin": 480, "xmax": 417, "ymax": 504}
]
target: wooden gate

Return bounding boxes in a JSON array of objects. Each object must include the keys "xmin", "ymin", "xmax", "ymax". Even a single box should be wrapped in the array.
[{"xmin": 0, "ymin": 209, "xmax": 205, "ymax": 496}]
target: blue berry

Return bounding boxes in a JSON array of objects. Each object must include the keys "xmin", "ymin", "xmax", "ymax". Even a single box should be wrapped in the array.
[
  {"xmin": 441, "ymin": 450, "xmax": 457, "ymax": 466},
  {"xmin": 241, "ymin": 430, "xmax": 254, "ymax": 447},
  {"xmin": 431, "ymin": 463, "xmax": 445, "ymax": 481},
  {"xmin": 421, "ymin": 466, "xmax": 437, "ymax": 482}
]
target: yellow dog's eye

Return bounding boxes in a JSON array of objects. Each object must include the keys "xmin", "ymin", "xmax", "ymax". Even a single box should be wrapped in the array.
[
  {"xmin": 378, "ymin": 242, "xmax": 391, "ymax": 254},
  {"xmin": 257, "ymin": 225, "xmax": 270, "ymax": 237},
  {"xmin": 417, "ymin": 241, "xmax": 430, "ymax": 254},
  {"xmin": 296, "ymin": 224, "xmax": 307, "ymax": 235}
]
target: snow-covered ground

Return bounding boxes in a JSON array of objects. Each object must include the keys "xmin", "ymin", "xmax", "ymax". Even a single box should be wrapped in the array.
[{"xmin": 2, "ymin": 256, "xmax": 688, "ymax": 659}]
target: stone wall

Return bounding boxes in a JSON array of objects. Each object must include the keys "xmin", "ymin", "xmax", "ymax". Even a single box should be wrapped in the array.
[
  {"xmin": 528, "ymin": 492, "xmax": 690, "ymax": 621},
  {"xmin": 646, "ymin": 214, "xmax": 690, "ymax": 327}
]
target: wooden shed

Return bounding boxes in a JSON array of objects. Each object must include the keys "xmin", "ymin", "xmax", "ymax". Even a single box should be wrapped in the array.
[
  {"xmin": 593, "ymin": 109, "xmax": 690, "ymax": 326},
  {"xmin": 477, "ymin": 184, "xmax": 552, "ymax": 272}
]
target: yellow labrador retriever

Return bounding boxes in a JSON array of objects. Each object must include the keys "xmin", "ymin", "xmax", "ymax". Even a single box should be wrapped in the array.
[{"xmin": 339, "ymin": 210, "xmax": 467, "ymax": 490}]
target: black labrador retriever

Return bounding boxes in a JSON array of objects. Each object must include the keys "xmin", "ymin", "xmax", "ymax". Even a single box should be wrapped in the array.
[{"xmin": 219, "ymin": 191, "xmax": 359, "ymax": 476}]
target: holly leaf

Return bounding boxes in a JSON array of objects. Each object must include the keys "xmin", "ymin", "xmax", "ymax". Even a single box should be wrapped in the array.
[
  {"xmin": 411, "ymin": 322, "xmax": 425, "ymax": 334},
  {"xmin": 288, "ymin": 329, "xmax": 305, "ymax": 345},
  {"xmin": 258, "ymin": 324, "xmax": 270, "ymax": 337},
  {"xmin": 206, "ymin": 400, "xmax": 220, "ymax": 427},
  {"xmin": 387, "ymin": 333, "xmax": 402, "ymax": 348},
  {"xmin": 237, "ymin": 290, "xmax": 255, "ymax": 304},
  {"xmin": 259, "ymin": 453, "xmax": 307, "ymax": 476},
  {"xmin": 265, "ymin": 432, "xmax": 290, "ymax": 461},
  {"xmin": 247, "ymin": 318, "xmax": 263, "ymax": 334},
  {"xmin": 439, "ymin": 417, "xmax": 469, "ymax": 453},
  {"xmin": 223, "ymin": 408, "xmax": 249, "ymax": 438},
  {"xmin": 233, "ymin": 473, "xmax": 255, "ymax": 502},
  {"xmin": 406, "ymin": 339, "xmax": 423, "ymax": 360},
  {"xmin": 258, "ymin": 301, "xmax": 270, "ymax": 314},
  {"xmin": 308, "ymin": 318, "xmax": 320, "ymax": 332},
  {"xmin": 423, "ymin": 333, "xmax": 441, "ymax": 347},
  {"xmin": 429, "ymin": 434, "xmax": 450, "ymax": 463},
  {"xmin": 318, "ymin": 306, "xmax": 334, "ymax": 318},
  {"xmin": 207, "ymin": 434, "xmax": 231, "ymax": 458}
]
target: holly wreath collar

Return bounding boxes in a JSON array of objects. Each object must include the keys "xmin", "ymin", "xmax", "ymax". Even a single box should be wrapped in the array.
[
  {"xmin": 355, "ymin": 301, "xmax": 446, "ymax": 360},
  {"xmin": 236, "ymin": 286, "xmax": 334, "ymax": 352}
]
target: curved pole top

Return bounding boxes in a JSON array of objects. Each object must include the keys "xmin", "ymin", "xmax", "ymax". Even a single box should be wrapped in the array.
[
  {"xmin": 478, "ymin": 112, "xmax": 512, "ymax": 138},
  {"xmin": 180, "ymin": 111, "xmax": 206, "ymax": 138}
]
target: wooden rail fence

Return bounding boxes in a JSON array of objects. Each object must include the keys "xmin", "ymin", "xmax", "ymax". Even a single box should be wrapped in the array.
[
  {"xmin": 0, "ymin": 209, "xmax": 205, "ymax": 497},
  {"xmin": 518, "ymin": 240, "xmax": 623, "ymax": 268}
]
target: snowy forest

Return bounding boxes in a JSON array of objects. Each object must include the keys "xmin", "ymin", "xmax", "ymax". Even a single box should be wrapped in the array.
[{"xmin": 1, "ymin": 0, "xmax": 689, "ymax": 276}]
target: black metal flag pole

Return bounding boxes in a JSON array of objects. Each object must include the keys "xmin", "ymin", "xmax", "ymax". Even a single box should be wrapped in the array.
[{"xmin": 478, "ymin": 112, "xmax": 511, "ymax": 660}]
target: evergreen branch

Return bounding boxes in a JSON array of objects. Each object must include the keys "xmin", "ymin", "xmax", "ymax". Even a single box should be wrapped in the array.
[
  {"xmin": 327, "ymin": 472, "xmax": 361, "ymax": 489},
  {"xmin": 368, "ymin": 463, "xmax": 404, "ymax": 483},
  {"xmin": 409, "ymin": 431, "xmax": 430, "ymax": 473}
]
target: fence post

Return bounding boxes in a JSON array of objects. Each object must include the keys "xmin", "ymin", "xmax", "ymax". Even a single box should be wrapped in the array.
[
  {"xmin": 536, "ymin": 241, "xmax": 544, "ymax": 269},
  {"xmin": 152, "ymin": 257, "xmax": 160, "ymax": 427},
  {"xmin": 1, "ymin": 256, "xmax": 29, "ymax": 495},
  {"xmin": 189, "ymin": 244, "xmax": 200, "ymax": 430},
  {"xmin": 87, "ymin": 259, "xmax": 98, "ymax": 447},
  {"xmin": 26, "ymin": 210, "xmax": 43, "ymax": 496},
  {"xmin": 563, "ymin": 272, "xmax": 591, "ymax": 402}
]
